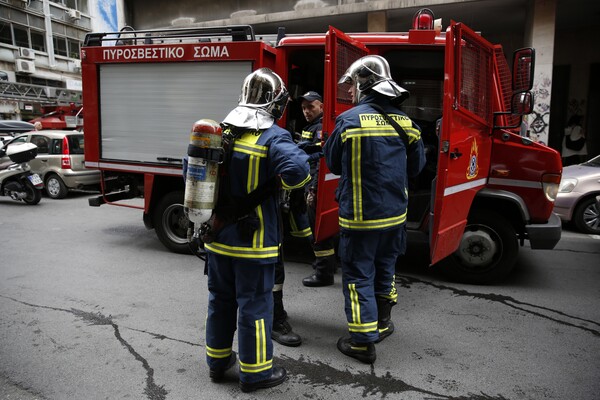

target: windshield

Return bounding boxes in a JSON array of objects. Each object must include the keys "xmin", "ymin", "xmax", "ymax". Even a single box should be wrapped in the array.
[{"xmin": 582, "ymin": 155, "xmax": 600, "ymax": 167}]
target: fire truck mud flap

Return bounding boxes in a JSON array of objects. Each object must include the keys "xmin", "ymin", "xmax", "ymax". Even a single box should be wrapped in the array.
[{"xmin": 526, "ymin": 212, "xmax": 562, "ymax": 250}]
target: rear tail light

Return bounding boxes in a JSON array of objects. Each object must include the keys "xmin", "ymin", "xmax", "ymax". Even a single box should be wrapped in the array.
[
  {"xmin": 542, "ymin": 173, "xmax": 561, "ymax": 201},
  {"xmin": 61, "ymin": 136, "xmax": 71, "ymax": 169}
]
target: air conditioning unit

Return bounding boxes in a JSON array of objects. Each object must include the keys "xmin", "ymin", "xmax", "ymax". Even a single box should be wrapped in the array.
[
  {"xmin": 15, "ymin": 59, "xmax": 35, "ymax": 74},
  {"xmin": 45, "ymin": 87, "xmax": 62, "ymax": 98},
  {"xmin": 70, "ymin": 60, "xmax": 81, "ymax": 73},
  {"xmin": 18, "ymin": 47, "xmax": 35, "ymax": 60},
  {"xmin": 67, "ymin": 9, "xmax": 81, "ymax": 20}
]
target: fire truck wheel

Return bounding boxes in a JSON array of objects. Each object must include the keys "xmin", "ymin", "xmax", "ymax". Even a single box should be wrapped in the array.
[
  {"xmin": 444, "ymin": 210, "xmax": 518, "ymax": 284},
  {"xmin": 45, "ymin": 174, "xmax": 68, "ymax": 199},
  {"xmin": 572, "ymin": 196, "xmax": 600, "ymax": 235},
  {"xmin": 153, "ymin": 190, "xmax": 192, "ymax": 254}
]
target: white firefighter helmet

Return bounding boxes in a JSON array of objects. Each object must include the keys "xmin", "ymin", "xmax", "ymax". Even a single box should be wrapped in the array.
[{"xmin": 338, "ymin": 55, "xmax": 409, "ymax": 104}]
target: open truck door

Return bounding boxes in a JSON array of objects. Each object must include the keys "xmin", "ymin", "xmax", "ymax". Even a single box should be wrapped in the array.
[
  {"xmin": 429, "ymin": 22, "xmax": 496, "ymax": 264},
  {"xmin": 314, "ymin": 27, "xmax": 368, "ymax": 242}
]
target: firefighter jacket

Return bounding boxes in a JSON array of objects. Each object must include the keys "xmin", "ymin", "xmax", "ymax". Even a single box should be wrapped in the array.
[
  {"xmin": 299, "ymin": 115, "xmax": 323, "ymax": 190},
  {"xmin": 204, "ymin": 124, "xmax": 311, "ymax": 263},
  {"xmin": 323, "ymin": 93, "xmax": 426, "ymax": 231}
]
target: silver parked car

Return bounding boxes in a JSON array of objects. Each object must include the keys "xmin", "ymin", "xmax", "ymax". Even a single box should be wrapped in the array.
[
  {"xmin": 554, "ymin": 155, "xmax": 600, "ymax": 234},
  {"xmin": 0, "ymin": 130, "xmax": 100, "ymax": 199}
]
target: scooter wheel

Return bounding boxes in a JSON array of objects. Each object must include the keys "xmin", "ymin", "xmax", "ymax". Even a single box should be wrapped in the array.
[{"xmin": 23, "ymin": 180, "xmax": 42, "ymax": 205}]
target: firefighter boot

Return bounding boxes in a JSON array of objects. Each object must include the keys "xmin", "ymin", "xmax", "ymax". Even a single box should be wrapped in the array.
[
  {"xmin": 302, "ymin": 252, "xmax": 335, "ymax": 287},
  {"xmin": 209, "ymin": 351, "xmax": 237, "ymax": 382},
  {"xmin": 337, "ymin": 337, "xmax": 376, "ymax": 364},
  {"xmin": 272, "ymin": 319, "xmax": 302, "ymax": 347},
  {"xmin": 272, "ymin": 290, "xmax": 302, "ymax": 347},
  {"xmin": 375, "ymin": 297, "xmax": 395, "ymax": 343}
]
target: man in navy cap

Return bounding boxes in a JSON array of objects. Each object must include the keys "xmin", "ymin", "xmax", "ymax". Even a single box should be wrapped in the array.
[{"xmin": 297, "ymin": 91, "xmax": 337, "ymax": 287}]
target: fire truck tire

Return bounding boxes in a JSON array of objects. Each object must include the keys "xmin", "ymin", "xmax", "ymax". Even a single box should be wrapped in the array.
[
  {"xmin": 572, "ymin": 196, "xmax": 600, "ymax": 235},
  {"xmin": 23, "ymin": 180, "xmax": 42, "ymax": 205},
  {"xmin": 153, "ymin": 191, "xmax": 193, "ymax": 254},
  {"xmin": 443, "ymin": 210, "xmax": 518, "ymax": 284},
  {"xmin": 45, "ymin": 174, "xmax": 68, "ymax": 199}
]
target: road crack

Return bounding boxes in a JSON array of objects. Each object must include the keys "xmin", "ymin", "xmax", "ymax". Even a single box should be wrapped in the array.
[
  {"xmin": 0, "ymin": 295, "xmax": 169, "ymax": 400},
  {"xmin": 396, "ymin": 275, "xmax": 600, "ymax": 337}
]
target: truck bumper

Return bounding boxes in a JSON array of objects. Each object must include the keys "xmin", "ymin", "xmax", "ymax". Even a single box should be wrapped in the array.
[{"xmin": 526, "ymin": 212, "xmax": 562, "ymax": 250}]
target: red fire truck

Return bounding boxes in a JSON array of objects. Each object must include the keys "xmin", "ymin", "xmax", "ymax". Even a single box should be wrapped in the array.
[
  {"xmin": 29, "ymin": 104, "xmax": 83, "ymax": 130},
  {"xmin": 81, "ymin": 10, "xmax": 562, "ymax": 284}
]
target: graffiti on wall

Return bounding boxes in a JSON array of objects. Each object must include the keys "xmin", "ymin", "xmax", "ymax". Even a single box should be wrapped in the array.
[
  {"xmin": 95, "ymin": 0, "xmax": 118, "ymax": 32},
  {"xmin": 530, "ymin": 73, "xmax": 552, "ymax": 144}
]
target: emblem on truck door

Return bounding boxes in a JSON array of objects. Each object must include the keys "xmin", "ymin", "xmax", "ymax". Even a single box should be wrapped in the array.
[{"xmin": 466, "ymin": 138, "xmax": 479, "ymax": 179}]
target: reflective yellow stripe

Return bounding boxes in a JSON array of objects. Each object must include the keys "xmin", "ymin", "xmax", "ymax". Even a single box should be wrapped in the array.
[
  {"xmin": 380, "ymin": 277, "xmax": 398, "ymax": 302},
  {"xmin": 206, "ymin": 346, "xmax": 232, "ymax": 359},
  {"xmin": 351, "ymin": 138, "xmax": 362, "ymax": 220},
  {"xmin": 252, "ymin": 204, "xmax": 264, "ymax": 248},
  {"xmin": 301, "ymin": 130, "xmax": 313, "ymax": 140},
  {"xmin": 234, "ymin": 142, "xmax": 268, "ymax": 158},
  {"xmin": 342, "ymin": 114, "xmax": 421, "ymax": 145},
  {"xmin": 239, "ymin": 359, "xmax": 273, "ymax": 373},
  {"xmin": 343, "ymin": 127, "xmax": 398, "ymax": 141},
  {"xmin": 348, "ymin": 321, "xmax": 378, "ymax": 333},
  {"xmin": 245, "ymin": 154, "xmax": 259, "ymax": 193},
  {"xmin": 339, "ymin": 212, "xmax": 406, "ymax": 230},
  {"xmin": 205, "ymin": 242, "xmax": 279, "ymax": 259},
  {"xmin": 349, "ymin": 283, "xmax": 360, "ymax": 325},
  {"xmin": 255, "ymin": 319, "xmax": 266, "ymax": 364},
  {"xmin": 291, "ymin": 227, "xmax": 312, "ymax": 238},
  {"xmin": 289, "ymin": 211, "xmax": 312, "ymax": 237},
  {"xmin": 314, "ymin": 249, "xmax": 335, "ymax": 257},
  {"xmin": 281, "ymin": 173, "xmax": 311, "ymax": 190}
]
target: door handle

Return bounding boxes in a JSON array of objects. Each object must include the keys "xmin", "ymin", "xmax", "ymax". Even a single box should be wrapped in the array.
[{"xmin": 450, "ymin": 149, "xmax": 462, "ymax": 160}]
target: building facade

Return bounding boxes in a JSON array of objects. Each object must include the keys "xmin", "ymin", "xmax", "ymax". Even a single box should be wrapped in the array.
[{"xmin": 1, "ymin": 0, "xmax": 597, "ymax": 158}]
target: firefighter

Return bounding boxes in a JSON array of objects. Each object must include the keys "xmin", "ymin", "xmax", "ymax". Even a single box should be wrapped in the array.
[
  {"xmin": 323, "ymin": 55, "xmax": 425, "ymax": 364},
  {"xmin": 203, "ymin": 68, "xmax": 310, "ymax": 391},
  {"xmin": 296, "ymin": 91, "xmax": 337, "ymax": 287}
]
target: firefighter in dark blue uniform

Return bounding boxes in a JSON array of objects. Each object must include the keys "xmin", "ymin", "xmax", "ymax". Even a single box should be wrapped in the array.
[
  {"xmin": 323, "ymin": 56, "xmax": 426, "ymax": 364},
  {"xmin": 203, "ymin": 68, "xmax": 310, "ymax": 391},
  {"xmin": 296, "ymin": 91, "xmax": 337, "ymax": 287}
]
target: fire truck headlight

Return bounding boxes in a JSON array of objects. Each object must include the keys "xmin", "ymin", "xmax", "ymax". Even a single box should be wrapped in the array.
[
  {"xmin": 542, "ymin": 173, "xmax": 562, "ymax": 202},
  {"xmin": 558, "ymin": 178, "xmax": 578, "ymax": 194}
]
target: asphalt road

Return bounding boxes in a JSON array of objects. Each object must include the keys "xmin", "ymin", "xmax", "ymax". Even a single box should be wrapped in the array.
[{"xmin": 0, "ymin": 193, "xmax": 599, "ymax": 400}]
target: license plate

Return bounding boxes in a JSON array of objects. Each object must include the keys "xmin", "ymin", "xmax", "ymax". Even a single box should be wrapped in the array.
[{"xmin": 28, "ymin": 174, "xmax": 43, "ymax": 185}]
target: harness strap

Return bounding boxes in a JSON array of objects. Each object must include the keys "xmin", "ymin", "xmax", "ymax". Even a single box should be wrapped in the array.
[{"xmin": 369, "ymin": 103, "xmax": 410, "ymax": 149}]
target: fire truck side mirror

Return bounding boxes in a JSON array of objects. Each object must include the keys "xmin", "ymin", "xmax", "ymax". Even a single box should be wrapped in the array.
[
  {"xmin": 511, "ymin": 91, "xmax": 534, "ymax": 115},
  {"xmin": 512, "ymin": 48, "xmax": 535, "ymax": 93}
]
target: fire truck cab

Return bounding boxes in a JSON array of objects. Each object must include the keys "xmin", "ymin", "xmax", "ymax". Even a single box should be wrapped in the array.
[{"xmin": 81, "ymin": 10, "xmax": 562, "ymax": 284}]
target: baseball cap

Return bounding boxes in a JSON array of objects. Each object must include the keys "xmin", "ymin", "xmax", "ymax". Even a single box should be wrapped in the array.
[{"xmin": 298, "ymin": 91, "xmax": 322, "ymax": 102}]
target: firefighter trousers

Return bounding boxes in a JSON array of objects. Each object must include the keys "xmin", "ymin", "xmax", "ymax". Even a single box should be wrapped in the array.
[
  {"xmin": 338, "ymin": 227, "xmax": 402, "ymax": 343},
  {"xmin": 205, "ymin": 252, "xmax": 275, "ymax": 384},
  {"xmin": 307, "ymin": 200, "xmax": 336, "ymax": 277},
  {"xmin": 273, "ymin": 258, "xmax": 287, "ymax": 325}
]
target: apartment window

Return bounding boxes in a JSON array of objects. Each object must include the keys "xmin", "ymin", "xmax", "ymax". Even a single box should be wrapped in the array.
[
  {"xmin": 31, "ymin": 31, "xmax": 45, "ymax": 52},
  {"xmin": 0, "ymin": 21, "xmax": 46, "ymax": 52},
  {"xmin": 68, "ymin": 39, "xmax": 79, "ymax": 59},
  {"xmin": 50, "ymin": 0, "xmax": 89, "ymax": 14},
  {"xmin": 53, "ymin": 36, "xmax": 68, "ymax": 57},
  {"xmin": 13, "ymin": 24, "xmax": 29, "ymax": 48},
  {"xmin": 0, "ymin": 22, "xmax": 11, "ymax": 45}
]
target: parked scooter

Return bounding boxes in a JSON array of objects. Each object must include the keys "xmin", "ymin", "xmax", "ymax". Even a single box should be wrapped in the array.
[{"xmin": 0, "ymin": 142, "xmax": 44, "ymax": 205}]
